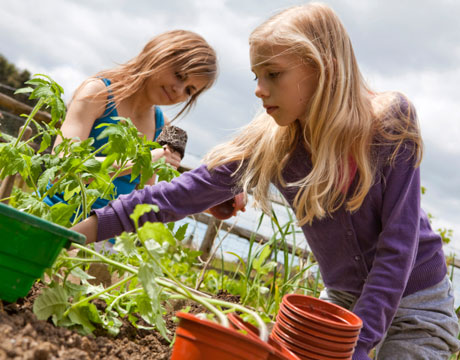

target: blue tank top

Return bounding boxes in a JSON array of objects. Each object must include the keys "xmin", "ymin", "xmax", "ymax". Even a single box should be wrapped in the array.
[{"xmin": 44, "ymin": 78, "xmax": 164, "ymax": 210}]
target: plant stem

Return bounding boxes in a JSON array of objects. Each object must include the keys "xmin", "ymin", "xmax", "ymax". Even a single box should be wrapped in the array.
[
  {"xmin": 63, "ymin": 274, "xmax": 137, "ymax": 317},
  {"xmin": 77, "ymin": 175, "xmax": 88, "ymax": 220},
  {"xmin": 72, "ymin": 244, "xmax": 137, "ymax": 274},
  {"xmin": 106, "ymin": 288, "xmax": 143, "ymax": 312},
  {"xmin": 157, "ymin": 278, "xmax": 229, "ymax": 328},
  {"xmin": 13, "ymin": 98, "xmax": 45, "ymax": 147},
  {"xmin": 205, "ymin": 298, "xmax": 269, "ymax": 342}
]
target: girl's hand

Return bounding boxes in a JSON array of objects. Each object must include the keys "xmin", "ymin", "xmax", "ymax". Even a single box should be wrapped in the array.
[
  {"xmin": 151, "ymin": 145, "xmax": 181, "ymax": 169},
  {"xmin": 207, "ymin": 193, "xmax": 247, "ymax": 220}
]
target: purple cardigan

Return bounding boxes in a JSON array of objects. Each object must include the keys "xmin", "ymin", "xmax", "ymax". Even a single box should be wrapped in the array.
[{"xmin": 94, "ymin": 140, "xmax": 446, "ymax": 360}]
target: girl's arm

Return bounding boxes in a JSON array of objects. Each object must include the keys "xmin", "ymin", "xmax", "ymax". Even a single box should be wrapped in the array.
[
  {"xmin": 351, "ymin": 144, "xmax": 424, "ymax": 358},
  {"xmin": 71, "ymin": 214, "xmax": 98, "ymax": 244},
  {"xmin": 54, "ymin": 79, "xmax": 107, "ymax": 149},
  {"xmin": 72, "ymin": 162, "xmax": 241, "ymax": 242}
]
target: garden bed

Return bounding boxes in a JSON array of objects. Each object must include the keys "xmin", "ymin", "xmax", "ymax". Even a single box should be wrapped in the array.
[
  {"xmin": 0, "ymin": 283, "xmax": 175, "ymax": 360},
  {"xmin": 1, "ymin": 283, "xmax": 241, "ymax": 360}
]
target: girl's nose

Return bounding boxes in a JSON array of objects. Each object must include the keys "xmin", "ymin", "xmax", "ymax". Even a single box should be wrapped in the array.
[
  {"xmin": 172, "ymin": 81, "xmax": 187, "ymax": 101},
  {"xmin": 254, "ymin": 81, "xmax": 268, "ymax": 98},
  {"xmin": 173, "ymin": 81, "xmax": 185, "ymax": 94}
]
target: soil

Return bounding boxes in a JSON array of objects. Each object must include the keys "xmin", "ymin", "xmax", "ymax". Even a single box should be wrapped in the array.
[
  {"xmin": 155, "ymin": 125, "xmax": 188, "ymax": 159},
  {"xmin": 0, "ymin": 283, "xmax": 239, "ymax": 360}
]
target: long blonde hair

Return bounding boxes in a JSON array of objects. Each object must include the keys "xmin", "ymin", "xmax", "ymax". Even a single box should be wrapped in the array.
[
  {"xmin": 76, "ymin": 30, "xmax": 217, "ymax": 119},
  {"xmin": 205, "ymin": 3, "xmax": 422, "ymax": 225}
]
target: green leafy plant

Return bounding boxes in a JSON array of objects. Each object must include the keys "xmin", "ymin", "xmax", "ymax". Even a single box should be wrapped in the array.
[
  {"xmin": 33, "ymin": 204, "xmax": 268, "ymax": 341},
  {"xmin": 0, "ymin": 74, "xmax": 178, "ymax": 226}
]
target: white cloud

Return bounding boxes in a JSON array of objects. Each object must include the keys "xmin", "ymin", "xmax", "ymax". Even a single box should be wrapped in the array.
[{"xmin": 365, "ymin": 68, "xmax": 460, "ymax": 155}]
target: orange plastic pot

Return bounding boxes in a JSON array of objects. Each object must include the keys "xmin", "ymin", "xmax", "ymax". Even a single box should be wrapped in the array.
[
  {"xmin": 279, "ymin": 303, "xmax": 361, "ymax": 338},
  {"xmin": 275, "ymin": 312, "xmax": 357, "ymax": 353},
  {"xmin": 273, "ymin": 323, "xmax": 354, "ymax": 358},
  {"xmin": 270, "ymin": 332, "xmax": 352, "ymax": 360},
  {"xmin": 227, "ymin": 313, "xmax": 301, "ymax": 360},
  {"xmin": 282, "ymin": 294, "xmax": 362, "ymax": 331},
  {"xmin": 276, "ymin": 311, "xmax": 359, "ymax": 344},
  {"xmin": 171, "ymin": 312, "xmax": 270, "ymax": 360},
  {"xmin": 208, "ymin": 192, "xmax": 246, "ymax": 220}
]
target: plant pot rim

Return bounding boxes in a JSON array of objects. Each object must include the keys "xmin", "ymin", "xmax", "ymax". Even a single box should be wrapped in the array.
[
  {"xmin": 275, "ymin": 313, "xmax": 357, "ymax": 352},
  {"xmin": 273, "ymin": 324, "xmax": 355, "ymax": 357},
  {"xmin": 0, "ymin": 202, "xmax": 86, "ymax": 244},
  {"xmin": 270, "ymin": 332, "xmax": 352, "ymax": 360},
  {"xmin": 279, "ymin": 304, "xmax": 360, "ymax": 340},
  {"xmin": 279, "ymin": 303, "xmax": 361, "ymax": 338},
  {"xmin": 282, "ymin": 294, "xmax": 362, "ymax": 330}
]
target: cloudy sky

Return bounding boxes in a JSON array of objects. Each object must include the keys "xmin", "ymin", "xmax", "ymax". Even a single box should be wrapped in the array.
[{"xmin": 1, "ymin": 0, "xmax": 460, "ymax": 253}]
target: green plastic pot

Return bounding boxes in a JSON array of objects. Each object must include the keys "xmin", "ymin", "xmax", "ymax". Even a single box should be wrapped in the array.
[{"xmin": 0, "ymin": 203, "xmax": 86, "ymax": 302}]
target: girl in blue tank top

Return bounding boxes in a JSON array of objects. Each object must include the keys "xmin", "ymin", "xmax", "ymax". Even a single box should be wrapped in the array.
[{"xmin": 44, "ymin": 30, "xmax": 217, "ymax": 213}]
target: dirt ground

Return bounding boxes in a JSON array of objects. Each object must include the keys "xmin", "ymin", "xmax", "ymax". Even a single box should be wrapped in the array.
[{"xmin": 0, "ymin": 283, "xmax": 240, "ymax": 360}]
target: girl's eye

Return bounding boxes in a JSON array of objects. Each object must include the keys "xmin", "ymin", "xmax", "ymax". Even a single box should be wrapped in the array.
[
  {"xmin": 175, "ymin": 72, "xmax": 186, "ymax": 81},
  {"xmin": 186, "ymin": 87, "xmax": 193, "ymax": 96},
  {"xmin": 253, "ymin": 75, "xmax": 258, "ymax": 81},
  {"xmin": 268, "ymin": 72, "xmax": 281, "ymax": 79}
]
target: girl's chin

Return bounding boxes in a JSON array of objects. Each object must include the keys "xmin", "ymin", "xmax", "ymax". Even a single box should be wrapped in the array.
[{"xmin": 272, "ymin": 116, "xmax": 297, "ymax": 127}]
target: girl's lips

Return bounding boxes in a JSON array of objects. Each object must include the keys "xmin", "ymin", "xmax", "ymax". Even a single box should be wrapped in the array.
[
  {"xmin": 162, "ymin": 86, "xmax": 172, "ymax": 102},
  {"xmin": 265, "ymin": 106, "xmax": 278, "ymax": 115}
]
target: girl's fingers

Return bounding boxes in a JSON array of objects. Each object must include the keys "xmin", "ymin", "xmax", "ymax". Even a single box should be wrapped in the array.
[
  {"xmin": 151, "ymin": 146, "xmax": 181, "ymax": 169},
  {"xmin": 162, "ymin": 146, "xmax": 181, "ymax": 169}
]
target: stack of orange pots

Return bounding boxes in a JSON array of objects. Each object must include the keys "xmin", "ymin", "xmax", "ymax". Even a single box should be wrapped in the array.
[{"xmin": 270, "ymin": 294, "xmax": 362, "ymax": 360}]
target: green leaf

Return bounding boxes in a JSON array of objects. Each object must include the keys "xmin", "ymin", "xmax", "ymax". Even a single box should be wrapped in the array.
[
  {"xmin": 136, "ymin": 292, "xmax": 170, "ymax": 341},
  {"xmin": 70, "ymin": 266, "xmax": 96, "ymax": 281},
  {"xmin": 67, "ymin": 305, "xmax": 97, "ymax": 334},
  {"xmin": 252, "ymin": 245, "xmax": 272, "ymax": 271},
  {"xmin": 138, "ymin": 263, "xmax": 162, "ymax": 299},
  {"xmin": 130, "ymin": 204, "xmax": 159, "ymax": 228},
  {"xmin": 38, "ymin": 132, "xmax": 52, "ymax": 153},
  {"xmin": 33, "ymin": 286, "xmax": 69, "ymax": 321},
  {"xmin": 101, "ymin": 310, "xmax": 123, "ymax": 336},
  {"xmin": 37, "ymin": 168, "xmax": 56, "ymax": 190},
  {"xmin": 82, "ymin": 158, "xmax": 101, "ymax": 172},
  {"xmin": 14, "ymin": 86, "xmax": 34, "ymax": 95},
  {"xmin": 101, "ymin": 152, "xmax": 118, "ymax": 170},
  {"xmin": 175, "ymin": 224, "xmax": 188, "ymax": 241},
  {"xmin": 142, "ymin": 241, "xmax": 164, "ymax": 271},
  {"xmin": 139, "ymin": 222, "xmax": 175, "ymax": 246},
  {"xmin": 49, "ymin": 202, "xmax": 78, "ymax": 226},
  {"xmin": 113, "ymin": 232, "xmax": 139, "ymax": 258}
]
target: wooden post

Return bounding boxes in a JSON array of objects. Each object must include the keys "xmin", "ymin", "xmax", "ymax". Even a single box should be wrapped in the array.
[
  {"xmin": 0, "ymin": 92, "xmax": 52, "ymax": 124},
  {"xmin": 0, "ymin": 126, "xmax": 32, "ymax": 203},
  {"xmin": 199, "ymin": 216, "xmax": 222, "ymax": 260}
]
